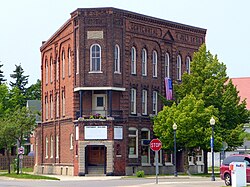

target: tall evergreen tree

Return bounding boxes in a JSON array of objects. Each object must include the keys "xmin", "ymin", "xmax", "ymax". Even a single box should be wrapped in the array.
[
  {"xmin": 10, "ymin": 64, "xmax": 29, "ymax": 93},
  {"xmin": 26, "ymin": 79, "xmax": 41, "ymax": 100},
  {"xmin": 0, "ymin": 63, "xmax": 6, "ymax": 84}
]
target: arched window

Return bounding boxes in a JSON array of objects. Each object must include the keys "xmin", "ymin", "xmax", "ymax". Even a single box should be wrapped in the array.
[
  {"xmin": 152, "ymin": 50, "xmax": 157, "ymax": 77},
  {"xmin": 131, "ymin": 47, "xmax": 136, "ymax": 74},
  {"xmin": 62, "ymin": 51, "xmax": 65, "ymax": 78},
  {"xmin": 45, "ymin": 60, "xmax": 48, "ymax": 84},
  {"xmin": 165, "ymin": 53, "xmax": 170, "ymax": 78},
  {"xmin": 68, "ymin": 48, "xmax": 71, "ymax": 76},
  {"xmin": 177, "ymin": 55, "xmax": 182, "ymax": 80},
  {"xmin": 90, "ymin": 44, "xmax": 101, "ymax": 72},
  {"xmin": 142, "ymin": 48, "xmax": 147, "ymax": 76},
  {"xmin": 186, "ymin": 56, "xmax": 191, "ymax": 74},
  {"xmin": 50, "ymin": 57, "xmax": 53, "ymax": 83},
  {"xmin": 114, "ymin": 44, "xmax": 120, "ymax": 73}
]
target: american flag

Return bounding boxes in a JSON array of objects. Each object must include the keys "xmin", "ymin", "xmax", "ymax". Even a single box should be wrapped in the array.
[{"xmin": 165, "ymin": 77, "xmax": 173, "ymax": 100}]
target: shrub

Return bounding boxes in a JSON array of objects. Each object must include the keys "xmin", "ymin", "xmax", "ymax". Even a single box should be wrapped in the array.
[{"xmin": 136, "ymin": 170, "xmax": 145, "ymax": 177}]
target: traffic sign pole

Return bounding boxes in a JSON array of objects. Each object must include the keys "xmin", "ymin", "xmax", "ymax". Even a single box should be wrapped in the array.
[
  {"xmin": 150, "ymin": 139, "xmax": 162, "ymax": 184},
  {"xmin": 155, "ymin": 150, "xmax": 159, "ymax": 184}
]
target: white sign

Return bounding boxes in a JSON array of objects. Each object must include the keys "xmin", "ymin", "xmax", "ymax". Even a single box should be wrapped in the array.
[
  {"xmin": 85, "ymin": 126, "xmax": 107, "ymax": 139},
  {"xmin": 18, "ymin": 147, "xmax": 24, "ymax": 155},
  {"xmin": 114, "ymin": 126, "xmax": 123, "ymax": 140}
]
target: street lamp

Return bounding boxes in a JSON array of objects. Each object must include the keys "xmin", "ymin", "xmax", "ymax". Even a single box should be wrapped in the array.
[
  {"xmin": 210, "ymin": 117, "xmax": 215, "ymax": 181},
  {"xmin": 173, "ymin": 123, "xmax": 178, "ymax": 177}
]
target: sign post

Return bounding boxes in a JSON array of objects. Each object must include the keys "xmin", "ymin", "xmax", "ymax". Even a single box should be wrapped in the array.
[
  {"xmin": 150, "ymin": 139, "xmax": 162, "ymax": 184},
  {"xmin": 18, "ymin": 146, "xmax": 24, "ymax": 174}
]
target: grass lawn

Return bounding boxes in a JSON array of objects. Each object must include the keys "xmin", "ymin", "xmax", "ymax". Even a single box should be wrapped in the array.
[{"xmin": 0, "ymin": 172, "xmax": 60, "ymax": 180}]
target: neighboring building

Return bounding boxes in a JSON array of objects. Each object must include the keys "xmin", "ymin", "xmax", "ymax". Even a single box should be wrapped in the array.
[{"xmin": 35, "ymin": 7, "xmax": 206, "ymax": 176}]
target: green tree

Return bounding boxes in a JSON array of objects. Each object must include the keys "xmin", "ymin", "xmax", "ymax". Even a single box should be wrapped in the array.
[
  {"xmin": 0, "ymin": 117, "xmax": 17, "ymax": 173},
  {"xmin": 0, "ymin": 63, "xmax": 6, "ymax": 84},
  {"xmin": 9, "ymin": 64, "xmax": 29, "ymax": 107},
  {"xmin": 26, "ymin": 79, "xmax": 41, "ymax": 100},
  {"xmin": 0, "ymin": 84, "xmax": 9, "ymax": 117},
  {"xmin": 154, "ymin": 94, "xmax": 219, "ymax": 173},
  {"xmin": 6, "ymin": 107, "xmax": 36, "ymax": 174}
]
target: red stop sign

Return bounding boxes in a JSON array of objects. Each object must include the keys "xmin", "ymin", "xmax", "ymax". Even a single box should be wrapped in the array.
[{"xmin": 150, "ymin": 139, "xmax": 162, "ymax": 151}]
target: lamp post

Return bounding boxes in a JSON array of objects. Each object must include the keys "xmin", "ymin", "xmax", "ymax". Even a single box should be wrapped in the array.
[
  {"xmin": 210, "ymin": 117, "xmax": 215, "ymax": 181},
  {"xmin": 173, "ymin": 123, "xmax": 178, "ymax": 177}
]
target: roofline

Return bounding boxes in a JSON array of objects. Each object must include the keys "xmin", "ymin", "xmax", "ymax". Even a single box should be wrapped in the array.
[
  {"xmin": 72, "ymin": 7, "xmax": 206, "ymax": 34},
  {"xmin": 74, "ymin": 87, "xmax": 126, "ymax": 92}
]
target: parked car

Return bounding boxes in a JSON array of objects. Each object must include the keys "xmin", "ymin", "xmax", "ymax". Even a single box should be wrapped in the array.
[{"xmin": 220, "ymin": 154, "xmax": 250, "ymax": 186}]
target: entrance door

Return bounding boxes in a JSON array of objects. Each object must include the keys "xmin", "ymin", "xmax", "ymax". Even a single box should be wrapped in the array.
[
  {"xmin": 92, "ymin": 94, "xmax": 106, "ymax": 116},
  {"xmin": 87, "ymin": 146, "xmax": 105, "ymax": 166}
]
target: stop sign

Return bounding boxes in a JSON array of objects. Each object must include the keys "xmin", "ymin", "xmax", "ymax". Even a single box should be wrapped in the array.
[{"xmin": 150, "ymin": 139, "xmax": 162, "ymax": 151}]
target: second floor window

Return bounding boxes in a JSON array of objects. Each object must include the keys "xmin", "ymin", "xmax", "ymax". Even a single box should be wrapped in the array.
[
  {"xmin": 62, "ymin": 51, "xmax": 65, "ymax": 78},
  {"xmin": 142, "ymin": 90, "xmax": 147, "ymax": 115},
  {"xmin": 62, "ymin": 90, "xmax": 65, "ymax": 117},
  {"xmin": 45, "ymin": 60, "xmax": 48, "ymax": 84},
  {"xmin": 68, "ymin": 48, "xmax": 71, "ymax": 76},
  {"xmin": 114, "ymin": 44, "xmax": 120, "ymax": 73},
  {"xmin": 90, "ymin": 44, "xmax": 101, "ymax": 72},
  {"xmin": 152, "ymin": 50, "xmax": 157, "ymax": 77},
  {"xmin": 153, "ymin": 91, "xmax": 158, "ymax": 114},
  {"xmin": 186, "ymin": 56, "xmax": 191, "ymax": 74},
  {"xmin": 165, "ymin": 53, "xmax": 170, "ymax": 78},
  {"xmin": 50, "ymin": 57, "xmax": 53, "ymax": 83},
  {"xmin": 142, "ymin": 48, "xmax": 147, "ymax": 76},
  {"xmin": 50, "ymin": 94, "xmax": 53, "ymax": 119},
  {"xmin": 130, "ymin": 88, "xmax": 136, "ymax": 114},
  {"xmin": 131, "ymin": 47, "xmax": 136, "ymax": 74},
  {"xmin": 177, "ymin": 55, "xmax": 182, "ymax": 81}
]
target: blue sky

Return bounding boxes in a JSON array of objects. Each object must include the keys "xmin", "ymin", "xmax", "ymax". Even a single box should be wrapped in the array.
[{"xmin": 0, "ymin": 0, "xmax": 249, "ymax": 85}]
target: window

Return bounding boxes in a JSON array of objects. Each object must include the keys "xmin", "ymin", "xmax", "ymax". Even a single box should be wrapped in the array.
[
  {"xmin": 152, "ymin": 50, "xmax": 157, "ymax": 77},
  {"xmin": 141, "ymin": 128, "xmax": 150, "ymax": 164},
  {"xmin": 131, "ymin": 47, "xmax": 136, "ymax": 74},
  {"xmin": 56, "ymin": 135, "xmax": 59, "ymax": 159},
  {"xmin": 90, "ymin": 44, "xmax": 101, "ymax": 72},
  {"xmin": 45, "ymin": 96, "xmax": 48, "ymax": 120},
  {"xmin": 62, "ymin": 51, "xmax": 65, "ymax": 78},
  {"xmin": 186, "ymin": 56, "xmax": 191, "ymax": 74},
  {"xmin": 45, "ymin": 137, "xmax": 48, "ymax": 158},
  {"xmin": 50, "ymin": 94, "xmax": 53, "ymax": 119},
  {"xmin": 62, "ymin": 90, "xmax": 65, "ymax": 117},
  {"xmin": 142, "ymin": 48, "xmax": 147, "ymax": 76},
  {"xmin": 50, "ymin": 135, "xmax": 53, "ymax": 158},
  {"xmin": 142, "ymin": 90, "xmax": 147, "ymax": 115},
  {"xmin": 177, "ymin": 55, "xmax": 182, "ymax": 80},
  {"xmin": 75, "ymin": 125, "xmax": 79, "ymax": 141},
  {"xmin": 56, "ymin": 55, "xmax": 59, "ymax": 81},
  {"xmin": 130, "ymin": 88, "xmax": 136, "ymax": 114},
  {"xmin": 56, "ymin": 93, "xmax": 59, "ymax": 118},
  {"xmin": 114, "ymin": 44, "xmax": 120, "ymax": 73},
  {"xmin": 50, "ymin": 57, "xmax": 53, "ymax": 83},
  {"xmin": 76, "ymin": 47, "xmax": 79, "ymax": 74},
  {"xmin": 153, "ymin": 91, "xmax": 158, "ymax": 115},
  {"xmin": 45, "ymin": 60, "xmax": 48, "ymax": 84},
  {"xmin": 165, "ymin": 53, "xmax": 170, "ymax": 78},
  {"xmin": 128, "ymin": 127, "xmax": 138, "ymax": 158},
  {"xmin": 68, "ymin": 48, "xmax": 71, "ymax": 76},
  {"xmin": 164, "ymin": 152, "xmax": 173, "ymax": 164},
  {"xmin": 70, "ymin": 134, "xmax": 73, "ymax": 150}
]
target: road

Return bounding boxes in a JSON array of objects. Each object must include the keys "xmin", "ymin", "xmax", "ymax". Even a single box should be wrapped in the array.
[{"xmin": 0, "ymin": 176, "xmax": 225, "ymax": 187}]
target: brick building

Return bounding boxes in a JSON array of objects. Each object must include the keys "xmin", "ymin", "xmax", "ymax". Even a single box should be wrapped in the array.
[{"xmin": 35, "ymin": 7, "xmax": 206, "ymax": 176}]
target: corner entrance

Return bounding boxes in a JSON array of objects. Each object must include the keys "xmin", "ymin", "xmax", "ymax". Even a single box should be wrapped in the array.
[{"xmin": 85, "ymin": 145, "xmax": 106, "ymax": 175}]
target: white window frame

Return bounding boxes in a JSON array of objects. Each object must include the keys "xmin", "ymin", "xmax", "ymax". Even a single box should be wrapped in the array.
[
  {"xmin": 62, "ymin": 51, "xmax": 65, "ymax": 79},
  {"xmin": 68, "ymin": 48, "xmax": 71, "ymax": 76},
  {"xmin": 177, "ymin": 55, "xmax": 182, "ymax": 80},
  {"xmin": 128, "ymin": 127, "xmax": 138, "ymax": 158},
  {"xmin": 153, "ymin": 50, "xmax": 157, "ymax": 77},
  {"xmin": 141, "ymin": 128, "xmax": 150, "ymax": 165},
  {"xmin": 114, "ymin": 44, "xmax": 120, "ymax": 73},
  {"xmin": 45, "ymin": 96, "xmax": 48, "ymax": 120},
  {"xmin": 131, "ymin": 47, "xmax": 136, "ymax": 74},
  {"xmin": 130, "ymin": 88, "xmax": 136, "ymax": 114},
  {"xmin": 186, "ymin": 56, "xmax": 191, "ymax": 74},
  {"xmin": 56, "ymin": 135, "xmax": 59, "ymax": 159},
  {"xmin": 50, "ymin": 57, "xmax": 53, "ymax": 83},
  {"xmin": 50, "ymin": 135, "xmax": 53, "ymax": 158},
  {"xmin": 50, "ymin": 94, "xmax": 53, "ymax": 119},
  {"xmin": 75, "ymin": 126, "xmax": 79, "ymax": 141},
  {"xmin": 45, "ymin": 60, "xmax": 48, "ymax": 84},
  {"xmin": 45, "ymin": 137, "xmax": 48, "ymax": 159},
  {"xmin": 70, "ymin": 134, "xmax": 73, "ymax": 150},
  {"xmin": 90, "ymin": 44, "xmax": 102, "ymax": 72},
  {"xmin": 165, "ymin": 53, "xmax": 170, "ymax": 78},
  {"xmin": 142, "ymin": 89, "xmax": 147, "ymax": 115},
  {"xmin": 62, "ymin": 90, "xmax": 65, "ymax": 117},
  {"xmin": 56, "ymin": 93, "xmax": 59, "ymax": 118},
  {"xmin": 76, "ymin": 47, "xmax": 79, "ymax": 74},
  {"xmin": 56, "ymin": 55, "xmax": 59, "ymax": 81},
  {"xmin": 153, "ymin": 91, "xmax": 158, "ymax": 115},
  {"xmin": 142, "ymin": 48, "xmax": 147, "ymax": 76}
]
